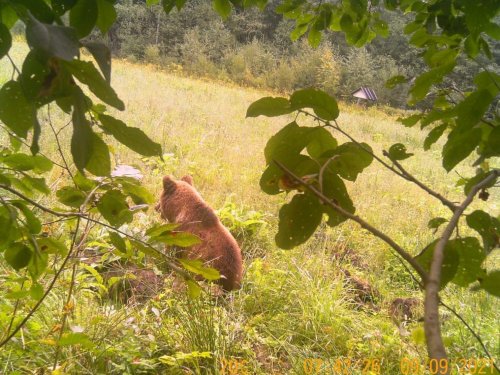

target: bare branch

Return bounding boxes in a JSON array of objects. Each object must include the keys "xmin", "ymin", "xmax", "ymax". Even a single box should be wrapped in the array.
[
  {"xmin": 424, "ymin": 169, "xmax": 499, "ymax": 369},
  {"xmin": 273, "ymin": 159, "xmax": 429, "ymax": 283},
  {"xmin": 389, "ymin": 157, "xmax": 458, "ymax": 212}
]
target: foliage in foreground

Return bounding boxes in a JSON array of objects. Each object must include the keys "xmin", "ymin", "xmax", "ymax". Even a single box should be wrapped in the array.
[{"xmin": 0, "ymin": 0, "xmax": 498, "ymax": 373}]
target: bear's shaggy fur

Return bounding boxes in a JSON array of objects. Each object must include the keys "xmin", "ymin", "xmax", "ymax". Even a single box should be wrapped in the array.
[{"xmin": 156, "ymin": 175, "xmax": 243, "ymax": 291}]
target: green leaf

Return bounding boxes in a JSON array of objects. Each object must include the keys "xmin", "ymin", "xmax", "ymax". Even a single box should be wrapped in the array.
[
  {"xmin": 275, "ymin": 193, "xmax": 323, "ymax": 249},
  {"xmin": 264, "ymin": 122, "xmax": 316, "ymax": 164},
  {"xmin": 3, "ymin": 153, "xmax": 53, "ymax": 173},
  {"xmin": 307, "ymin": 27, "xmax": 321, "ymax": 47},
  {"xmin": 29, "ymin": 282, "xmax": 44, "ymax": 300},
  {"xmin": 246, "ymin": 97, "xmax": 293, "ymax": 117},
  {"xmin": 0, "ymin": 205, "xmax": 16, "ymax": 251},
  {"xmin": 146, "ymin": 223, "xmax": 181, "ymax": 237},
  {"xmin": 409, "ymin": 63, "xmax": 455, "ymax": 104},
  {"xmin": 328, "ymin": 142, "xmax": 373, "ymax": 181},
  {"xmin": 442, "ymin": 128, "xmax": 482, "ymax": 171},
  {"xmin": 99, "ymin": 114, "xmax": 162, "ymax": 156},
  {"xmin": 96, "ymin": 190, "xmax": 133, "ymax": 226},
  {"xmin": 82, "ymin": 42, "xmax": 111, "ymax": 83},
  {"xmin": 108, "ymin": 232, "xmax": 127, "ymax": 252},
  {"xmin": 22, "ymin": 176, "xmax": 50, "ymax": 195},
  {"xmin": 479, "ymin": 271, "xmax": 500, "ymax": 297},
  {"xmin": 129, "ymin": 239, "xmax": 163, "ymax": 260},
  {"xmin": 63, "ymin": 60, "xmax": 124, "ymax": 110},
  {"xmin": 455, "ymin": 89, "xmax": 494, "ymax": 132},
  {"xmin": 56, "ymin": 186, "xmax": 86, "ymax": 208},
  {"xmin": 322, "ymin": 171, "xmax": 355, "ymax": 227},
  {"xmin": 415, "ymin": 240, "xmax": 458, "ymax": 289},
  {"xmin": 85, "ymin": 133, "xmax": 111, "ymax": 177},
  {"xmin": 385, "ymin": 75, "xmax": 407, "ymax": 89},
  {"xmin": 466, "ymin": 210, "xmax": 500, "ymax": 254},
  {"xmin": 58, "ymin": 333, "xmax": 93, "ymax": 348},
  {"xmin": 51, "ymin": 0, "xmax": 78, "ymax": 15},
  {"xmin": 306, "ymin": 127, "xmax": 337, "ymax": 159},
  {"xmin": 5, "ymin": 243, "xmax": 33, "ymax": 270},
  {"xmin": 464, "ymin": 171, "xmax": 497, "ymax": 196},
  {"xmin": 25, "ymin": 15, "xmax": 79, "ymax": 61},
  {"xmin": 0, "ymin": 23, "xmax": 12, "ymax": 58},
  {"xmin": 70, "ymin": 0, "xmax": 98, "ymax": 38},
  {"xmin": 424, "ymin": 123, "xmax": 447, "ymax": 150},
  {"xmin": 415, "ymin": 238, "xmax": 485, "ymax": 289},
  {"xmin": 96, "ymin": 0, "xmax": 116, "ymax": 34},
  {"xmin": 451, "ymin": 237, "xmax": 485, "ymax": 287},
  {"xmin": 0, "ymin": 81, "xmax": 35, "ymax": 138},
  {"xmin": 179, "ymin": 258, "xmax": 220, "ymax": 281},
  {"xmin": 213, "ymin": 0, "xmax": 231, "ymax": 19},
  {"xmin": 120, "ymin": 180, "xmax": 154, "ymax": 205},
  {"xmin": 260, "ymin": 154, "xmax": 310, "ymax": 195},
  {"xmin": 152, "ymin": 232, "xmax": 202, "ymax": 247},
  {"xmin": 398, "ymin": 114, "xmax": 422, "ymax": 128},
  {"xmin": 71, "ymin": 89, "xmax": 94, "ymax": 171},
  {"xmin": 37, "ymin": 237, "xmax": 68, "ymax": 255},
  {"xmin": 387, "ymin": 143, "xmax": 414, "ymax": 161},
  {"xmin": 186, "ymin": 279, "xmax": 202, "ymax": 299},
  {"xmin": 481, "ymin": 125, "xmax": 500, "ymax": 158},
  {"xmin": 290, "ymin": 88, "xmax": 339, "ymax": 121},
  {"xmin": 428, "ymin": 217, "xmax": 447, "ymax": 230},
  {"xmin": 0, "ymin": 5, "xmax": 18, "ymax": 29},
  {"xmin": 28, "ymin": 251, "xmax": 48, "ymax": 281},
  {"xmin": 12, "ymin": 201, "xmax": 42, "ymax": 234}
]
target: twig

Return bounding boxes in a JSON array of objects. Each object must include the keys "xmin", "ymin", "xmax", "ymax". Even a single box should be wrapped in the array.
[
  {"xmin": 389, "ymin": 158, "xmax": 458, "ymax": 212},
  {"xmin": 424, "ymin": 169, "xmax": 499, "ymax": 369},
  {"xmin": 439, "ymin": 300, "xmax": 499, "ymax": 373},
  {"xmin": 297, "ymin": 109, "xmax": 458, "ymax": 212},
  {"xmin": 0, "ymin": 124, "xmax": 65, "ymax": 169},
  {"xmin": 0, "ymin": 184, "xmax": 194, "ymax": 281},
  {"xmin": 52, "ymin": 219, "xmax": 92, "ymax": 369},
  {"xmin": 273, "ymin": 159, "xmax": 429, "ymax": 283},
  {"xmin": 47, "ymin": 105, "xmax": 75, "ymax": 182},
  {"xmin": 0, "ymin": 218, "xmax": 82, "ymax": 349}
]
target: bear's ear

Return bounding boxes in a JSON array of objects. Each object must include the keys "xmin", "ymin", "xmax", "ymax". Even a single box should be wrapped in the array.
[
  {"xmin": 181, "ymin": 175, "xmax": 194, "ymax": 186},
  {"xmin": 162, "ymin": 175, "xmax": 177, "ymax": 194}
]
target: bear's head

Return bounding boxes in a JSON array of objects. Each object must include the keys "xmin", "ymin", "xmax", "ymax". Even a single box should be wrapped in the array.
[{"xmin": 155, "ymin": 175, "xmax": 199, "ymax": 222}]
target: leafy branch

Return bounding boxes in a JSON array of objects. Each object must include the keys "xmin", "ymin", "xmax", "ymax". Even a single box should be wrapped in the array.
[{"xmin": 424, "ymin": 169, "xmax": 499, "ymax": 365}]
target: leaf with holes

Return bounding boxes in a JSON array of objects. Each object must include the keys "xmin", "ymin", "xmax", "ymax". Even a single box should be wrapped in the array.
[
  {"xmin": 328, "ymin": 142, "xmax": 373, "ymax": 181},
  {"xmin": 56, "ymin": 186, "xmax": 86, "ymax": 208},
  {"xmin": 0, "ymin": 81, "xmax": 35, "ymax": 138},
  {"xmin": 275, "ymin": 193, "xmax": 323, "ymax": 249},
  {"xmin": 96, "ymin": 190, "xmax": 133, "ymax": 226},
  {"xmin": 26, "ymin": 15, "xmax": 79, "ymax": 61},
  {"xmin": 388, "ymin": 143, "xmax": 414, "ymax": 161},
  {"xmin": 322, "ymin": 171, "xmax": 355, "ymax": 227}
]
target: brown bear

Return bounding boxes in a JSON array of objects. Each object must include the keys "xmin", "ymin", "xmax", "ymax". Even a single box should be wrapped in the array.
[{"xmin": 156, "ymin": 175, "xmax": 243, "ymax": 291}]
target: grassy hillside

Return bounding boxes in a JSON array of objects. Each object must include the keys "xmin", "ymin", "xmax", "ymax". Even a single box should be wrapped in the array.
[{"xmin": 0, "ymin": 43, "xmax": 498, "ymax": 374}]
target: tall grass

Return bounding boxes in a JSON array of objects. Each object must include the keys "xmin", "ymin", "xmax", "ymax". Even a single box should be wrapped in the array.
[{"xmin": 0, "ymin": 43, "xmax": 498, "ymax": 374}]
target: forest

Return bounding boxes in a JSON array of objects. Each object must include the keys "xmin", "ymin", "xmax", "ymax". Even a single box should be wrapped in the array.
[{"xmin": 0, "ymin": 0, "xmax": 498, "ymax": 374}]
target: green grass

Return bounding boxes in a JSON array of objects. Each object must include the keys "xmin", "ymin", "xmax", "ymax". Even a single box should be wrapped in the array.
[{"xmin": 0, "ymin": 42, "xmax": 498, "ymax": 374}]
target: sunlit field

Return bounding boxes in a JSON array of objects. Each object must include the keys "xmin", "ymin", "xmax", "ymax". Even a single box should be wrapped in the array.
[{"xmin": 0, "ymin": 42, "xmax": 498, "ymax": 374}]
